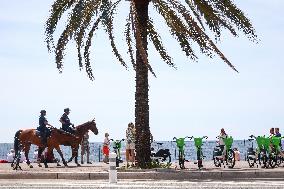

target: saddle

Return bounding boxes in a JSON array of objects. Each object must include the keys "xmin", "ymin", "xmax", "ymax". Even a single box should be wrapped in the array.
[{"xmin": 35, "ymin": 128, "xmax": 51, "ymax": 138}]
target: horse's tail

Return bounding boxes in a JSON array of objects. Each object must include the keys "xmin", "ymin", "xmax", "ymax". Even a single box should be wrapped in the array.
[
  {"xmin": 12, "ymin": 130, "xmax": 22, "ymax": 168},
  {"xmin": 14, "ymin": 130, "xmax": 22, "ymax": 154}
]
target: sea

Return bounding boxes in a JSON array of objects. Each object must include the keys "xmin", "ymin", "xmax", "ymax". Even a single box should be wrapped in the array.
[{"xmin": 0, "ymin": 140, "xmax": 261, "ymax": 162}]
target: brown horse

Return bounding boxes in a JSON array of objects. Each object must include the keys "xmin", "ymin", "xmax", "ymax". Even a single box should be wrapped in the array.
[
  {"xmin": 12, "ymin": 127, "xmax": 81, "ymax": 170},
  {"xmin": 47, "ymin": 118, "xmax": 98, "ymax": 166}
]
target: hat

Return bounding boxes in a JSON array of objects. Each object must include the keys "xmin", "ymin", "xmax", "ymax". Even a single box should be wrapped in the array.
[
  {"xmin": 64, "ymin": 108, "xmax": 70, "ymax": 113},
  {"xmin": 40, "ymin": 110, "xmax": 46, "ymax": 114}
]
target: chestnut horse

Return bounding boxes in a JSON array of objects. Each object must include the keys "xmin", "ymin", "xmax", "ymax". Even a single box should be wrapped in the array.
[
  {"xmin": 12, "ymin": 127, "xmax": 81, "ymax": 170},
  {"xmin": 48, "ymin": 118, "xmax": 98, "ymax": 166}
]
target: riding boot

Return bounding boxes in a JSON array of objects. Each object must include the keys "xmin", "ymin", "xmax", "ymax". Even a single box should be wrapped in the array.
[{"xmin": 44, "ymin": 158, "xmax": 48, "ymax": 168}]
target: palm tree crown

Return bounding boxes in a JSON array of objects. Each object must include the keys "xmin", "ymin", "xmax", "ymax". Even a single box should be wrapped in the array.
[{"xmin": 45, "ymin": 0, "xmax": 257, "ymax": 78}]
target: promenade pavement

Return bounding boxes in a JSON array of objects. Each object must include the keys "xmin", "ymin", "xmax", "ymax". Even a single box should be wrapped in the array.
[
  {"xmin": 2, "ymin": 179, "xmax": 284, "ymax": 188},
  {"xmin": 1, "ymin": 161, "xmax": 284, "ymax": 180}
]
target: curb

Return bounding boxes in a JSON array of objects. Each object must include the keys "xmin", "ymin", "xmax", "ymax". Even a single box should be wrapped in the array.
[{"xmin": 1, "ymin": 171, "xmax": 284, "ymax": 180}]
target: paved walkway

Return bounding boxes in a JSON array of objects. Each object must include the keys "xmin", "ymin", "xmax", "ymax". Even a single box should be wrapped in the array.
[
  {"xmin": 1, "ymin": 161, "xmax": 284, "ymax": 180},
  {"xmin": 1, "ymin": 179, "xmax": 284, "ymax": 188}
]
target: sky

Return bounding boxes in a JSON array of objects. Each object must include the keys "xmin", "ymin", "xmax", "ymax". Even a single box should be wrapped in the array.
[{"xmin": 0, "ymin": 0, "xmax": 283, "ymax": 143}]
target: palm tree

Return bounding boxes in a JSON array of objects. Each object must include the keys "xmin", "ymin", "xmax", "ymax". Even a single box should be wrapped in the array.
[{"xmin": 45, "ymin": 0, "xmax": 257, "ymax": 168}]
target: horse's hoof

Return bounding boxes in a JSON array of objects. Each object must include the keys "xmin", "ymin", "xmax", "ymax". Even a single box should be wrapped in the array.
[
  {"xmin": 29, "ymin": 165, "xmax": 33, "ymax": 168},
  {"xmin": 77, "ymin": 164, "xmax": 81, "ymax": 167},
  {"xmin": 57, "ymin": 163, "xmax": 61, "ymax": 166},
  {"xmin": 64, "ymin": 163, "xmax": 68, "ymax": 167},
  {"xmin": 11, "ymin": 163, "xmax": 14, "ymax": 167},
  {"xmin": 45, "ymin": 165, "xmax": 48, "ymax": 168},
  {"xmin": 38, "ymin": 164, "xmax": 42, "ymax": 167}
]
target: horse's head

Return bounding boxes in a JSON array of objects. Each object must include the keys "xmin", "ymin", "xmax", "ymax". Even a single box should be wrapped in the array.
[{"xmin": 89, "ymin": 117, "xmax": 98, "ymax": 135}]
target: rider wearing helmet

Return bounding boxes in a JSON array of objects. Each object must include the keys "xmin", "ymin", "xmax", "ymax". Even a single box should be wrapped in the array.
[
  {"xmin": 37, "ymin": 110, "xmax": 52, "ymax": 148},
  {"xmin": 60, "ymin": 108, "xmax": 75, "ymax": 134}
]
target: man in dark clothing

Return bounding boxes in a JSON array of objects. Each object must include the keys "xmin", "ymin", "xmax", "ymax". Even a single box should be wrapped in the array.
[
  {"xmin": 37, "ymin": 110, "xmax": 52, "ymax": 147},
  {"xmin": 275, "ymin": 128, "xmax": 281, "ymax": 137},
  {"xmin": 60, "ymin": 108, "xmax": 75, "ymax": 134},
  {"xmin": 275, "ymin": 128, "xmax": 282, "ymax": 148}
]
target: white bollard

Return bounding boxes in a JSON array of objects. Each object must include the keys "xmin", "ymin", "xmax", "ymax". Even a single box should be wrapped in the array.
[{"xmin": 109, "ymin": 152, "xmax": 117, "ymax": 183}]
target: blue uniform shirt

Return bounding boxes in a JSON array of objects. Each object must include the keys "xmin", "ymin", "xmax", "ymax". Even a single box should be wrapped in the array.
[
  {"xmin": 61, "ymin": 113, "xmax": 71, "ymax": 129},
  {"xmin": 38, "ymin": 116, "xmax": 47, "ymax": 131}
]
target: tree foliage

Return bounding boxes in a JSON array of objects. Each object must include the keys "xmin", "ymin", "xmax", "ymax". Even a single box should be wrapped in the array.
[{"xmin": 45, "ymin": 0, "xmax": 257, "ymax": 79}]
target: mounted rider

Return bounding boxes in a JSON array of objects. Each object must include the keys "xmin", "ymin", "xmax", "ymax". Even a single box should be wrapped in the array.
[
  {"xmin": 37, "ymin": 110, "xmax": 52, "ymax": 148},
  {"xmin": 60, "ymin": 108, "xmax": 75, "ymax": 134}
]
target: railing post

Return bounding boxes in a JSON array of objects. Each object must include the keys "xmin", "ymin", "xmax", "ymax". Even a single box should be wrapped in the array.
[
  {"xmin": 109, "ymin": 152, "xmax": 117, "ymax": 183},
  {"xmin": 98, "ymin": 145, "xmax": 101, "ymax": 162}
]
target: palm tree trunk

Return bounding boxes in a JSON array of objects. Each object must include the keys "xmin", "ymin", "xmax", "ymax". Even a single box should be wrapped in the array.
[{"xmin": 134, "ymin": 0, "xmax": 151, "ymax": 168}]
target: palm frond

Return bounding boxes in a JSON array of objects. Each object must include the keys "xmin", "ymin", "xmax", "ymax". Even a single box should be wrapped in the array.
[
  {"xmin": 184, "ymin": 0, "xmax": 205, "ymax": 30},
  {"xmin": 54, "ymin": 0, "xmax": 95, "ymax": 74},
  {"xmin": 153, "ymin": 0, "xmax": 238, "ymax": 72},
  {"xmin": 45, "ymin": 0, "xmax": 77, "ymax": 51},
  {"xmin": 55, "ymin": 24, "xmax": 73, "ymax": 72},
  {"xmin": 152, "ymin": 0, "xmax": 198, "ymax": 60},
  {"xmin": 212, "ymin": 0, "xmax": 257, "ymax": 40},
  {"xmin": 147, "ymin": 18, "xmax": 175, "ymax": 68},
  {"xmin": 188, "ymin": 0, "xmax": 257, "ymax": 41},
  {"xmin": 84, "ymin": 17, "xmax": 101, "ymax": 80},
  {"xmin": 125, "ymin": 11, "xmax": 136, "ymax": 70},
  {"xmin": 75, "ymin": 0, "xmax": 102, "ymax": 69},
  {"xmin": 100, "ymin": 0, "xmax": 127, "ymax": 68}
]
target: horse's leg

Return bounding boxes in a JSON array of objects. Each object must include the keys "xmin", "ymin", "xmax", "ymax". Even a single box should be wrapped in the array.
[
  {"xmin": 13, "ymin": 144, "xmax": 22, "ymax": 170},
  {"xmin": 55, "ymin": 146, "xmax": 67, "ymax": 167},
  {"xmin": 15, "ymin": 151, "xmax": 22, "ymax": 170},
  {"xmin": 47, "ymin": 148, "xmax": 61, "ymax": 166},
  {"xmin": 37, "ymin": 147, "xmax": 44, "ymax": 167},
  {"xmin": 43, "ymin": 148, "xmax": 48, "ymax": 168},
  {"xmin": 67, "ymin": 148, "xmax": 74, "ymax": 163},
  {"xmin": 23, "ymin": 143, "xmax": 33, "ymax": 168},
  {"xmin": 73, "ymin": 146, "xmax": 80, "ymax": 166}
]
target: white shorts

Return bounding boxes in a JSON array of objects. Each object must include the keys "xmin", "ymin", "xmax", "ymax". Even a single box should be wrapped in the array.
[{"xmin": 126, "ymin": 143, "xmax": 135, "ymax": 150}]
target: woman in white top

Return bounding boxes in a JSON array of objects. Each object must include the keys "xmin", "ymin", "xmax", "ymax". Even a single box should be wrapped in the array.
[
  {"xmin": 219, "ymin": 128, "xmax": 228, "ymax": 158},
  {"xmin": 126, "ymin": 122, "xmax": 136, "ymax": 167}
]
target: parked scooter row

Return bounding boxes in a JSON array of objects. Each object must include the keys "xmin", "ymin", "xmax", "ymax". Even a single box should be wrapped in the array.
[
  {"xmin": 246, "ymin": 135, "xmax": 284, "ymax": 169},
  {"xmin": 110, "ymin": 136, "xmax": 280, "ymax": 170}
]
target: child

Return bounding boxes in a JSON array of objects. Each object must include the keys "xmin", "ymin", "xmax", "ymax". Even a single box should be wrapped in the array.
[
  {"xmin": 233, "ymin": 148, "xmax": 240, "ymax": 161},
  {"xmin": 6, "ymin": 149, "xmax": 15, "ymax": 163},
  {"xmin": 102, "ymin": 133, "xmax": 110, "ymax": 163}
]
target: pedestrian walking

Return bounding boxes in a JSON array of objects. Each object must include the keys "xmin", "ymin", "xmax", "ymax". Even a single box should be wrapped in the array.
[
  {"xmin": 81, "ymin": 132, "xmax": 91, "ymax": 164},
  {"xmin": 103, "ymin": 133, "xmax": 110, "ymax": 163}
]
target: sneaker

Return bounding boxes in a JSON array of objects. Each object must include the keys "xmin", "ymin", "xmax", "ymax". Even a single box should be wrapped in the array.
[{"xmin": 87, "ymin": 162, "xmax": 92, "ymax": 164}]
